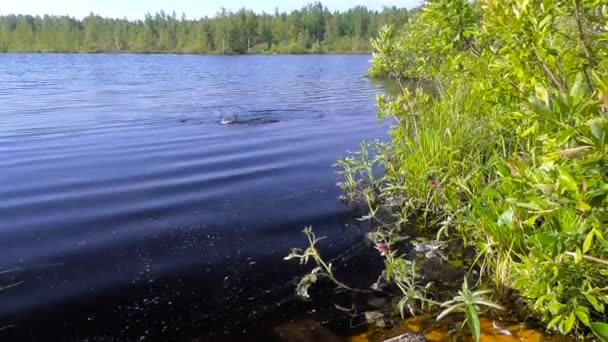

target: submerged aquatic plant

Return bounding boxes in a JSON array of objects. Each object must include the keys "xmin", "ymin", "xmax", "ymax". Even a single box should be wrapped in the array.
[
  {"xmin": 284, "ymin": 227, "xmax": 371, "ymax": 299},
  {"xmin": 335, "ymin": 140, "xmax": 390, "ymax": 204},
  {"xmin": 0, "ymin": 269, "xmax": 23, "ymax": 332},
  {"xmin": 0, "ymin": 282, "xmax": 23, "ymax": 292},
  {"xmin": 386, "ymin": 258, "xmax": 437, "ymax": 318},
  {"xmin": 437, "ymin": 278, "xmax": 504, "ymax": 342},
  {"xmin": 0, "ymin": 268, "xmax": 24, "ymax": 292}
]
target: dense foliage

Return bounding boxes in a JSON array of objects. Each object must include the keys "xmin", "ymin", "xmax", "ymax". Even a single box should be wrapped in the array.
[
  {"xmin": 369, "ymin": 0, "xmax": 608, "ymax": 336},
  {"xmin": 290, "ymin": 0, "xmax": 608, "ymax": 339},
  {"xmin": 0, "ymin": 3, "xmax": 410, "ymax": 54}
]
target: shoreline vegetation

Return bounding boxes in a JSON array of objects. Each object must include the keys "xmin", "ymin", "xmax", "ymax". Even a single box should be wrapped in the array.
[
  {"xmin": 287, "ymin": 0, "xmax": 608, "ymax": 341},
  {"xmin": 0, "ymin": 3, "xmax": 410, "ymax": 55},
  {"xmin": 0, "ymin": 51, "xmax": 375, "ymax": 56}
]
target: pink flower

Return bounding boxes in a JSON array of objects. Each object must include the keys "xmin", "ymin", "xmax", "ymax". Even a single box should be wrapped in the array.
[
  {"xmin": 430, "ymin": 179, "xmax": 441, "ymax": 190},
  {"xmin": 377, "ymin": 243, "xmax": 391, "ymax": 256}
]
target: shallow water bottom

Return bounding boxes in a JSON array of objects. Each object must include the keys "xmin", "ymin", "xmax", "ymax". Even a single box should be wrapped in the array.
[{"xmin": 350, "ymin": 315, "xmax": 573, "ymax": 342}]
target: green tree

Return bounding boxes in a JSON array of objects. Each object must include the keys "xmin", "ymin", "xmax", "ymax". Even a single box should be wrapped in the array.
[{"xmin": 0, "ymin": 3, "xmax": 411, "ymax": 54}]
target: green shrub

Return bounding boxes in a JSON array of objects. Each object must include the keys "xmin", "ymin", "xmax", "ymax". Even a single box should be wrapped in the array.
[{"xmin": 344, "ymin": 0, "xmax": 608, "ymax": 336}]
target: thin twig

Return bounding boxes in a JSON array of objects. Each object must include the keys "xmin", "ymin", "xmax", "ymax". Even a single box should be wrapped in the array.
[
  {"xmin": 573, "ymin": 0, "xmax": 595, "ymax": 92},
  {"xmin": 564, "ymin": 252, "xmax": 608, "ymax": 267},
  {"xmin": 0, "ymin": 282, "xmax": 24, "ymax": 292},
  {"xmin": 0, "ymin": 263, "xmax": 63, "ymax": 274},
  {"xmin": 533, "ymin": 48, "xmax": 567, "ymax": 93}
]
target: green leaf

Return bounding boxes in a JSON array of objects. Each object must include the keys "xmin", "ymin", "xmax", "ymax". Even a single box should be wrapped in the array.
[
  {"xmin": 436, "ymin": 303, "xmax": 463, "ymax": 321},
  {"xmin": 558, "ymin": 168, "xmax": 578, "ymax": 193},
  {"xmin": 548, "ymin": 314, "xmax": 563, "ymax": 329},
  {"xmin": 575, "ymin": 247, "xmax": 583, "ymax": 264},
  {"xmin": 591, "ymin": 322, "xmax": 608, "ymax": 341},
  {"xmin": 521, "ymin": 121, "xmax": 539, "ymax": 137},
  {"xmin": 475, "ymin": 300, "xmax": 505, "ymax": 311},
  {"xmin": 590, "ymin": 119, "xmax": 606, "ymax": 141},
  {"xmin": 583, "ymin": 230, "xmax": 596, "ymax": 253},
  {"xmin": 497, "ymin": 207, "xmax": 515, "ymax": 227},
  {"xmin": 398, "ymin": 297, "xmax": 408, "ymax": 318},
  {"xmin": 564, "ymin": 312, "xmax": 576, "ymax": 333},
  {"xmin": 548, "ymin": 300, "xmax": 563, "ymax": 315},
  {"xmin": 583, "ymin": 148, "xmax": 604, "ymax": 164},
  {"xmin": 575, "ymin": 308, "xmax": 590, "ymax": 326},
  {"xmin": 585, "ymin": 293, "xmax": 605, "ymax": 313},
  {"xmin": 514, "ymin": 202, "xmax": 541, "ymax": 211},
  {"xmin": 538, "ymin": 14, "xmax": 553, "ymax": 30},
  {"xmin": 465, "ymin": 304, "xmax": 481, "ymax": 342},
  {"xmin": 592, "ymin": 71, "xmax": 608, "ymax": 92},
  {"xmin": 530, "ymin": 232, "xmax": 556, "ymax": 247},
  {"xmin": 535, "ymin": 84, "xmax": 550, "ymax": 106},
  {"xmin": 570, "ymin": 73, "xmax": 585, "ymax": 98},
  {"xmin": 577, "ymin": 200, "xmax": 592, "ymax": 213}
]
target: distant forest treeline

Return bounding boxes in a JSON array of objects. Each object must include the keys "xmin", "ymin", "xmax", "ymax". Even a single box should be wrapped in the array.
[{"xmin": 0, "ymin": 3, "xmax": 412, "ymax": 54}]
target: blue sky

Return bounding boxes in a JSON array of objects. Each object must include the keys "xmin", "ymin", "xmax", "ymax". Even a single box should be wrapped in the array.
[{"xmin": 0, "ymin": 0, "xmax": 420, "ymax": 19}]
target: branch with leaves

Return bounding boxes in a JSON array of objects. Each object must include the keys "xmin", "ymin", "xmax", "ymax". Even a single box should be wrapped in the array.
[{"xmin": 285, "ymin": 227, "xmax": 372, "ymax": 299}]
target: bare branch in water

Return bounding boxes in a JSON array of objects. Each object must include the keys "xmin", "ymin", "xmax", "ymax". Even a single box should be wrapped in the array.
[
  {"xmin": 0, "ymin": 282, "xmax": 24, "ymax": 292},
  {"xmin": 0, "ymin": 263, "xmax": 63, "ymax": 274}
]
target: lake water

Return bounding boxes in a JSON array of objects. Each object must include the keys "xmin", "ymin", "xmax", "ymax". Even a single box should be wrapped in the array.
[{"xmin": 0, "ymin": 54, "xmax": 390, "ymax": 341}]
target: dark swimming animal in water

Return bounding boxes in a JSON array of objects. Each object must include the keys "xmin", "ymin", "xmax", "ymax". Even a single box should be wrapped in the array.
[
  {"xmin": 220, "ymin": 114, "xmax": 237, "ymax": 125},
  {"xmin": 219, "ymin": 114, "xmax": 279, "ymax": 125}
]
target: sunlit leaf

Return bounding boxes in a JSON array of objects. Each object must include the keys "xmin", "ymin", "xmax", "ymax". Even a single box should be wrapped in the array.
[
  {"xmin": 475, "ymin": 300, "xmax": 505, "ymax": 311},
  {"xmin": 591, "ymin": 322, "xmax": 608, "ymax": 341},
  {"xmin": 465, "ymin": 304, "xmax": 481, "ymax": 342},
  {"xmin": 497, "ymin": 207, "xmax": 515, "ymax": 227},
  {"xmin": 575, "ymin": 308, "xmax": 590, "ymax": 326},
  {"xmin": 590, "ymin": 118, "xmax": 607, "ymax": 141},
  {"xmin": 437, "ymin": 303, "xmax": 463, "ymax": 321},
  {"xmin": 575, "ymin": 247, "xmax": 583, "ymax": 263},
  {"xmin": 577, "ymin": 200, "xmax": 592, "ymax": 213},
  {"xmin": 521, "ymin": 121, "xmax": 539, "ymax": 137},
  {"xmin": 548, "ymin": 315, "xmax": 563, "ymax": 329},
  {"xmin": 585, "ymin": 293, "xmax": 604, "ymax": 313},
  {"xmin": 514, "ymin": 202, "xmax": 541, "ymax": 211},
  {"xmin": 583, "ymin": 230, "xmax": 596, "ymax": 253},
  {"xmin": 548, "ymin": 300, "xmax": 563, "ymax": 315},
  {"xmin": 558, "ymin": 168, "xmax": 578, "ymax": 193},
  {"xmin": 535, "ymin": 84, "xmax": 550, "ymax": 106},
  {"xmin": 570, "ymin": 73, "xmax": 585, "ymax": 98},
  {"xmin": 564, "ymin": 312, "xmax": 576, "ymax": 333},
  {"xmin": 538, "ymin": 14, "xmax": 553, "ymax": 30},
  {"xmin": 529, "ymin": 232, "xmax": 556, "ymax": 247}
]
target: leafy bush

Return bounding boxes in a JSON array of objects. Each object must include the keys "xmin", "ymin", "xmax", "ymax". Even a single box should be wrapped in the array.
[{"xmin": 332, "ymin": 0, "xmax": 608, "ymax": 337}]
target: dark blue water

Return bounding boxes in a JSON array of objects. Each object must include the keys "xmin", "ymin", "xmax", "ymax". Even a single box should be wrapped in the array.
[{"xmin": 0, "ymin": 54, "xmax": 389, "ymax": 341}]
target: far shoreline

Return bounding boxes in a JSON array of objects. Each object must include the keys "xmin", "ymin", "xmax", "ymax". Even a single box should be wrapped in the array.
[{"xmin": 0, "ymin": 51, "xmax": 373, "ymax": 56}]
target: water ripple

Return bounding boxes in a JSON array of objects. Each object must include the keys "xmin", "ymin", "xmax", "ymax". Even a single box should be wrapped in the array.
[{"xmin": 0, "ymin": 54, "xmax": 389, "ymax": 340}]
